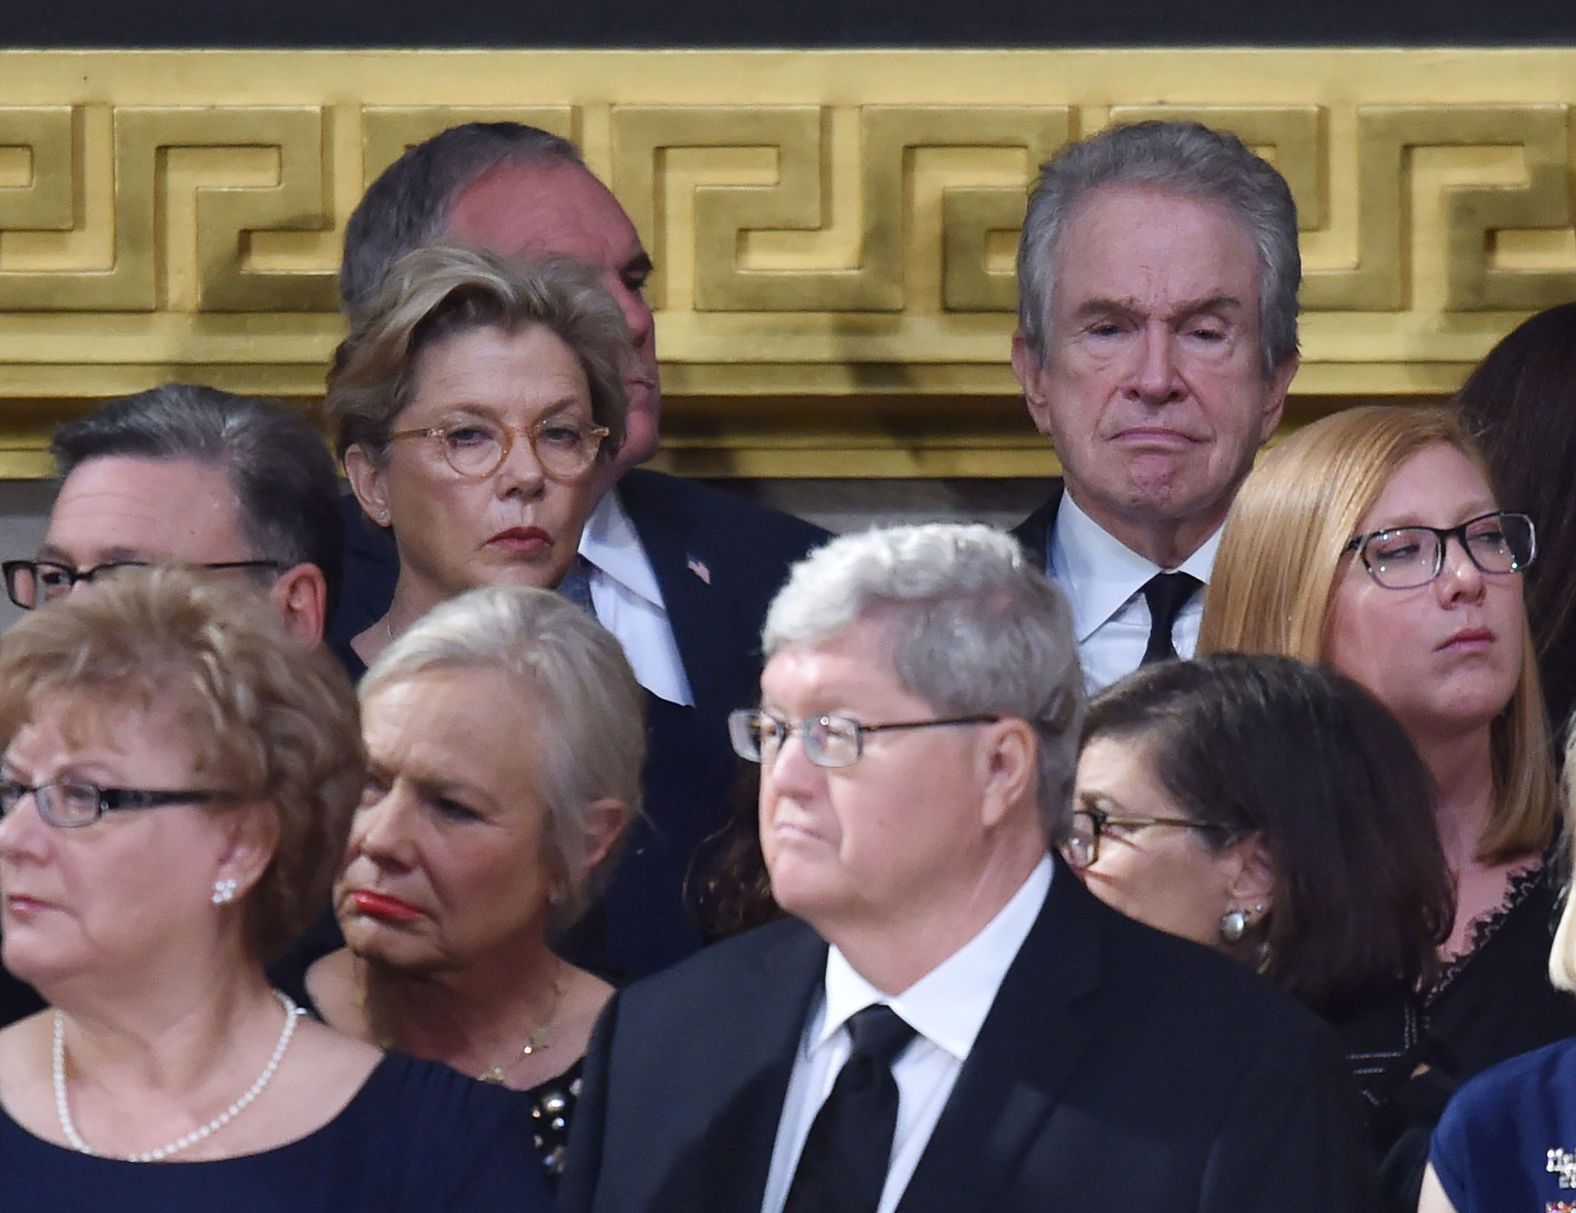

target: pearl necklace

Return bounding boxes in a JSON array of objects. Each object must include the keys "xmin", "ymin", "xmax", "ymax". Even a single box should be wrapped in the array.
[{"xmin": 54, "ymin": 990, "xmax": 303, "ymax": 1163}]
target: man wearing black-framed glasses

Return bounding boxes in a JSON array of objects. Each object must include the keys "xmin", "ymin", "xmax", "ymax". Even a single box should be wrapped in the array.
[
  {"xmin": 0, "ymin": 382, "xmax": 344, "ymax": 1028},
  {"xmin": 10, "ymin": 383, "xmax": 341, "ymax": 647}
]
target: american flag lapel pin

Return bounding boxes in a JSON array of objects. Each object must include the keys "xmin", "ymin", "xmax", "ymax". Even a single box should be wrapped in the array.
[{"xmin": 686, "ymin": 556, "xmax": 712, "ymax": 585}]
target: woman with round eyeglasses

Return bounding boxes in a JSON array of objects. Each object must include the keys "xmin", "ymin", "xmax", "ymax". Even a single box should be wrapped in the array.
[
  {"xmin": 0, "ymin": 568, "xmax": 549, "ymax": 1211},
  {"xmin": 1199, "ymin": 404, "xmax": 1576, "ymax": 1208},
  {"xmin": 326, "ymin": 244, "xmax": 627, "ymax": 677}
]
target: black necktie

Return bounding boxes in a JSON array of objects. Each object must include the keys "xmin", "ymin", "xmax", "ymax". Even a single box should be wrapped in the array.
[
  {"xmin": 781, "ymin": 1004, "xmax": 917, "ymax": 1213},
  {"xmin": 1140, "ymin": 572, "xmax": 1203, "ymax": 665}
]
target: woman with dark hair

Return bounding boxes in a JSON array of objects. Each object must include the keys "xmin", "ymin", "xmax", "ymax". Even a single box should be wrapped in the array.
[
  {"xmin": 1069, "ymin": 653, "xmax": 1452, "ymax": 1029},
  {"xmin": 1453, "ymin": 302, "xmax": 1576, "ymax": 739},
  {"xmin": 1071, "ymin": 653, "xmax": 1452, "ymax": 1211}
]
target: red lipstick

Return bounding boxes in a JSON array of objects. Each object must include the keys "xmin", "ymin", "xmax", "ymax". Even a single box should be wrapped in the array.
[{"xmin": 348, "ymin": 889, "xmax": 424, "ymax": 922}]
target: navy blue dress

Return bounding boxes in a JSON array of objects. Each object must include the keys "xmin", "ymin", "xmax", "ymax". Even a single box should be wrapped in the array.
[
  {"xmin": 1430, "ymin": 1036, "xmax": 1576, "ymax": 1211},
  {"xmin": 0, "ymin": 1052, "xmax": 553, "ymax": 1211}
]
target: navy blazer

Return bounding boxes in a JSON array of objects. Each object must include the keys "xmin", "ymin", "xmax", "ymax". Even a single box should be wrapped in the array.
[
  {"xmin": 329, "ymin": 468, "xmax": 827, "ymax": 980},
  {"xmin": 559, "ymin": 862, "xmax": 1382, "ymax": 1213}
]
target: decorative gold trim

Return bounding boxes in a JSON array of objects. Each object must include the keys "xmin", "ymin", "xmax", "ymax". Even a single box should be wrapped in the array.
[{"xmin": 0, "ymin": 49, "xmax": 1571, "ymax": 476}]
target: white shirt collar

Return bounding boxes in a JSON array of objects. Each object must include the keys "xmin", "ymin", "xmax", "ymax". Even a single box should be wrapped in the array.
[
  {"xmin": 1050, "ymin": 491, "xmax": 1220, "ymax": 643},
  {"xmin": 814, "ymin": 857, "xmax": 1052, "ymax": 1063},
  {"xmin": 578, "ymin": 489, "xmax": 663, "ymax": 608}
]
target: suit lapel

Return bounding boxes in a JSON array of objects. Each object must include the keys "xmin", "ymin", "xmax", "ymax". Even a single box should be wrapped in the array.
[
  {"xmin": 615, "ymin": 471, "xmax": 734, "ymax": 717},
  {"xmin": 896, "ymin": 862, "xmax": 1104, "ymax": 1213},
  {"xmin": 1011, "ymin": 482, "xmax": 1064, "ymax": 574},
  {"xmin": 690, "ymin": 921, "xmax": 828, "ymax": 1211}
]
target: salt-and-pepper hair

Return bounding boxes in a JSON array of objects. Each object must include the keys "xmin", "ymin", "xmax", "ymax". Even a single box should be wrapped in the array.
[
  {"xmin": 1016, "ymin": 119, "xmax": 1301, "ymax": 378},
  {"xmin": 762, "ymin": 524, "xmax": 1083, "ymax": 842},
  {"xmin": 361, "ymin": 585, "xmax": 643, "ymax": 921}
]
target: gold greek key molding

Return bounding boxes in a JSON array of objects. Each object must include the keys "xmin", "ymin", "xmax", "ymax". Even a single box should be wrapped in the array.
[{"xmin": 0, "ymin": 49, "xmax": 1572, "ymax": 477}]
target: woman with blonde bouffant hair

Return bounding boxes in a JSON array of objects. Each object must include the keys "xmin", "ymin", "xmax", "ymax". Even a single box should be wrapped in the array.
[{"xmin": 1199, "ymin": 404, "xmax": 1576, "ymax": 1208}]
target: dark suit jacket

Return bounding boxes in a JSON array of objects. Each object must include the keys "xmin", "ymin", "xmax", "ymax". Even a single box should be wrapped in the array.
[
  {"xmin": 1010, "ymin": 481, "xmax": 1063, "ymax": 575},
  {"xmin": 328, "ymin": 468, "xmax": 827, "ymax": 980},
  {"xmin": 559, "ymin": 862, "xmax": 1382, "ymax": 1213}
]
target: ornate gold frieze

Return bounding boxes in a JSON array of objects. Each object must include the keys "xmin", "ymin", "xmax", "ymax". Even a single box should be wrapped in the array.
[{"xmin": 0, "ymin": 50, "xmax": 1572, "ymax": 476}]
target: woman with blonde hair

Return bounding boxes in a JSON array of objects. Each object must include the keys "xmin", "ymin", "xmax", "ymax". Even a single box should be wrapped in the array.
[
  {"xmin": 301, "ymin": 584, "xmax": 641, "ymax": 1182},
  {"xmin": 326, "ymin": 243, "xmax": 628, "ymax": 676},
  {"xmin": 1199, "ymin": 404, "xmax": 1576, "ymax": 1204}
]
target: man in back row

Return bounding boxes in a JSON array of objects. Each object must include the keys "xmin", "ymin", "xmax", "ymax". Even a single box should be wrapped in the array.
[
  {"xmin": 1011, "ymin": 121, "xmax": 1300, "ymax": 690},
  {"xmin": 334, "ymin": 123, "xmax": 827, "ymax": 979},
  {"xmin": 0, "ymin": 383, "xmax": 344, "ymax": 1023}
]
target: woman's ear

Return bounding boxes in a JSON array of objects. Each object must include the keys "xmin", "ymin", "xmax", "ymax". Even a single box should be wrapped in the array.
[
  {"xmin": 343, "ymin": 444, "xmax": 391, "ymax": 530},
  {"xmin": 581, "ymin": 798, "xmax": 630, "ymax": 873},
  {"xmin": 1225, "ymin": 832, "xmax": 1276, "ymax": 916},
  {"xmin": 215, "ymin": 801, "xmax": 282, "ymax": 901}
]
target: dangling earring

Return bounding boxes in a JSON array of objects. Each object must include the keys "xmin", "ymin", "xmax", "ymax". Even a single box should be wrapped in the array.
[{"xmin": 211, "ymin": 877, "xmax": 239, "ymax": 906}]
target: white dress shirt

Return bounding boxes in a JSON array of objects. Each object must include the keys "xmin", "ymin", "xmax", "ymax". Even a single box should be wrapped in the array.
[
  {"xmin": 759, "ymin": 857, "xmax": 1054, "ymax": 1213},
  {"xmin": 1047, "ymin": 492, "xmax": 1219, "ymax": 694},
  {"xmin": 578, "ymin": 488, "xmax": 695, "ymax": 707}
]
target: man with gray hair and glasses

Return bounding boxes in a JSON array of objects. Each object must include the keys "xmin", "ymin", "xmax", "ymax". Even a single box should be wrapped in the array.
[
  {"xmin": 561, "ymin": 523, "xmax": 1378, "ymax": 1213},
  {"xmin": 1011, "ymin": 120, "xmax": 1301, "ymax": 691}
]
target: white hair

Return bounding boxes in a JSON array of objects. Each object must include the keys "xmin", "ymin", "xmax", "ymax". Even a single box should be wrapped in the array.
[
  {"xmin": 362, "ymin": 585, "xmax": 644, "ymax": 920},
  {"xmin": 764, "ymin": 524, "xmax": 1083, "ymax": 840}
]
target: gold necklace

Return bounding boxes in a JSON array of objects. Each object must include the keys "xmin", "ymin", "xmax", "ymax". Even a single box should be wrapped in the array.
[
  {"xmin": 476, "ymin": 968, "xmax": 567, "ymax": 1083},
  {"xmin": 357, "ymin": 961, "xmax": 568, "ymax": 1085}
]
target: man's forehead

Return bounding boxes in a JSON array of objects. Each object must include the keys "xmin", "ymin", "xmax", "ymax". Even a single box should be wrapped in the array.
[
  {"xmin": 44, "ymin": 455, "xmax": 244, "ymax": 565},
  {"xmin": 1054, "ymin": 186, "xmax": 1261, "ymax": 297},
  {"xmin": 444, "ymin": 160, "xmax": 644, "ymax": 268}
]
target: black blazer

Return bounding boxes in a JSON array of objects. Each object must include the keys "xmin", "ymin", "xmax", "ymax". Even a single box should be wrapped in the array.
[
  {"xmin": 329, "ymin": 468, "xmax": 827, "ymax": 979},
  {"xmin": 1010, "ymin": 481, "xmax": 1063, "ymax": 575},
  {"xmin": 559, "ymin": 863, "xmax": 1382, "ymax": 1213}
]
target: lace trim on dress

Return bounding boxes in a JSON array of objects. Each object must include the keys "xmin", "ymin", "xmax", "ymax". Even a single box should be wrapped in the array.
[{"xmin": 1425, "ymin": 858, "xmax": 1547, "ymax": 1006}]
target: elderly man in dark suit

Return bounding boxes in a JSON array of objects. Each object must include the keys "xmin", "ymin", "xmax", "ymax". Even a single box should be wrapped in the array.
[
  {"xmin": 1011, "ymin": 121, "xmax": 1300, "ymax": 692},
  {"xmin": 559, "ymin": 523, "xmax": 1380, "ymax": 1213},
  {"xmin": 334, "ymin": 122, "xmax": 827, "ymax": 979}
]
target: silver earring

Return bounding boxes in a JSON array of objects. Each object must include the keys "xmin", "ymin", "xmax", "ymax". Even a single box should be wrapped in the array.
[
  {"xmin": 1219, "ymin": 907, "xmax": 1248, "ymax": 943},
  {"xmin": 211, "ymin": 878, "xmax": 239, "ymax": 906}
]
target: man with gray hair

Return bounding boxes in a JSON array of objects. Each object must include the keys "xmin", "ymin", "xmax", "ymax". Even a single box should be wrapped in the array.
[
  {"xmin": 335, "ymin": 122, "xmax": 826, "ymax": 979},
  {"xmin": 1011, "ymin": 120, "xmax": 1301, "ymax": 691},
  {"xmin": 560, "ymin": 523, "xmax": 1378, "ymax": 1213}
]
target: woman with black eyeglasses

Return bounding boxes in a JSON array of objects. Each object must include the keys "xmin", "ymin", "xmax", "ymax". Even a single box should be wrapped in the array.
[
  {"xmin": 0, "ymin": 569, "xmax": 549, "ymax": 1211},
  {"xmin": 1196, "ymin": 404, "xmax": 1576, "ymax": 1211},
  {"xmin": 1068, "ymin": 652, "xmax": 1451, "ymax": 1019}
]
